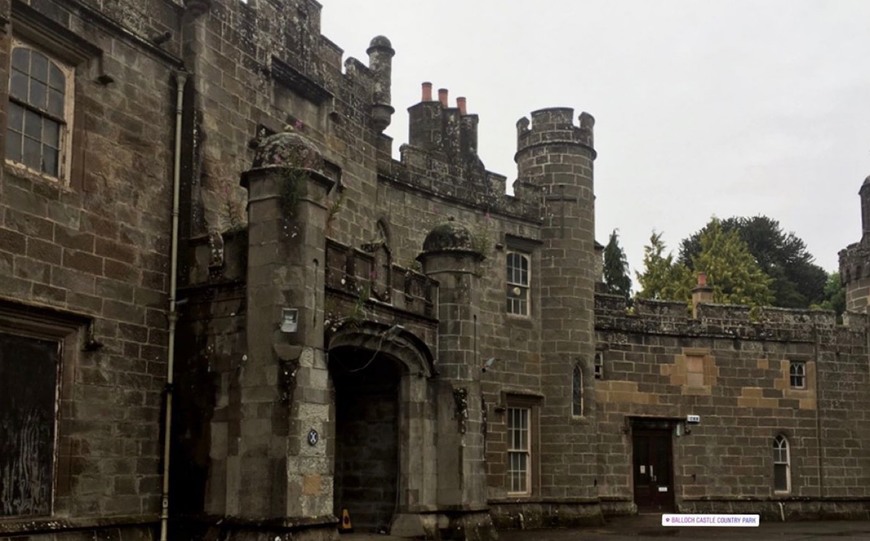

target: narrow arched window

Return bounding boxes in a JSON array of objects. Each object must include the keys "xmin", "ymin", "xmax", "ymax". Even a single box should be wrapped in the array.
[
  {"xmin": 773, "ymin": 435, "xmax": 790, "ymax": 493},
  {"xmin": 572, "ymin": 363, "xmax": 583, "ymax": 416}
]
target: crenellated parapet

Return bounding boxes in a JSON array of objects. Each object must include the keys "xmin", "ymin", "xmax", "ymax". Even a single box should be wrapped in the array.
[
  {"xmin": 515, "ymin": 108, "xmax": 595, "ymax": 164},
  {"xmin": 595, "ymin": 294, "xmax": 862, "ymax": 344}
]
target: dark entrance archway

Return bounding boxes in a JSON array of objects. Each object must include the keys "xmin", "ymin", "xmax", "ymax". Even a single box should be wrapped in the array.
[{"xmin": 330, "ymin": 346, "xmax": 402, "ymax": 533}]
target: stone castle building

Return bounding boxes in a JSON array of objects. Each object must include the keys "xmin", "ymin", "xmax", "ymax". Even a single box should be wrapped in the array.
[{"xmin": 1, "ymin": 0, "xmax": 870, "ymax": 540}]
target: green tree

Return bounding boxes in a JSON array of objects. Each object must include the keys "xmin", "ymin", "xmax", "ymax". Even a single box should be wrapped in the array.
[
  {"xmin": 637, "ymin": 222, "xmax": 773, "ymax": 307},
  {"xmin": 603, "ymin": 229, "xmax": 632, "ymax": 300},
  {"xmin": 679, "ymin": 216, "xmax": 826, "ymax": 308},
  {"xmin": 635, "ymin": 232, "xmax": 693, "ymax": 302},
  {"xmin": 691, "ymin": 219, "xmax": 774, "ymax": 306},
  {"xmin": 815, "ymin": 272, "xmax": 845, "ymax": 317}
]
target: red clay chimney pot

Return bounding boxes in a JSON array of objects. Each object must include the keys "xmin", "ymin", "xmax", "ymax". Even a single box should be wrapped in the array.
[
  {"xmin": 438, "ymin": 88, "xmax": 448, "ymax": 107},
  {"xmin": 421, "ymin": 82, "xmax": 432, "ymax": 102},
  {"xmin": 457, "ymin": 97, "xmax": 467, "ymax": 115}
]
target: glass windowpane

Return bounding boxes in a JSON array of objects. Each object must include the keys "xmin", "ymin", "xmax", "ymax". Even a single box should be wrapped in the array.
[
  {"xmin": 24, "ymin": 109, "xmax": 42, "ymax": 139},
  {"xmin": 30, "ymin": 51, "xmax": 48, "ymax": 83},
  {"xmin": 11, "ymin": 48, "xmax": 29, "ymax": 72},
  {"xmin": 10, "ymin": 70, "xmax": 28, "ymax": 101},
  {"xmin": 49, "ymin": 64, "xmax": 65, "ymax": 91},
  {"xmin": 42, "ymin": 147, "xmax": 58, "ymax": 175},
  {"xmin": 30, "ymin": 80, "xmax": 47, "ymax": 110},
  {"xmin": 573, "ymin": 365, "xmax": 582, "ymax": 416},
  {"xmin": 8, "ymin": 102, "xmax": 24, "ymax": 132},
  {"xmin": 42, "ymin": 118, "xmax": 59, "ymax": 148},
  {"xmin": 774, "ymin": 464, "xmax": 788, "ymax": 491},
  {"xmin": 6, "ymin": 130, "xmax": 22, "ymax": 162},
  {"xmin": 23, "ymin": 137, "xmax": 41, "ymax": 169},
  {"xmin": 48, "ymin": 89, "xmax": 64, "ymax": 117}
]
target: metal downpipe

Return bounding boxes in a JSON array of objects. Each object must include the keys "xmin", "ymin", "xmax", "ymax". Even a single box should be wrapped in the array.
[{"xmin": 160, "ymin": 70, "xmax": 187, "ymax": 541}]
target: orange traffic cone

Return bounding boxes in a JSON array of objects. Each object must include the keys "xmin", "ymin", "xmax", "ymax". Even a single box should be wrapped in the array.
[{"xmin": 339, "ymin": 508, "xmax": 353, "ymax": 533}]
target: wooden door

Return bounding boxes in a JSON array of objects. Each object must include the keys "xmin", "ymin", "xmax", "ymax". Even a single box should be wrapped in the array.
[{"xmin": 632, "ymin": 428, "xmax": 674, "ymax": 512}]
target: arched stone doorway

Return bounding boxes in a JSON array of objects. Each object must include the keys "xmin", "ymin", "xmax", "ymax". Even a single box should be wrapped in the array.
[
  {"xmin": 327, "ymin": 323, "xmax": 435, "ymax": 535},
  {"xmin": 330, "ymin": 347, "xmax": 401, "ymax": 532}
]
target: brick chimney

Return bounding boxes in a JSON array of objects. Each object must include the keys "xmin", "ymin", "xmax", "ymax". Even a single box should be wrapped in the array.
[{"xmin": 691, "ymin": 272, "xmax": 714, "ymax": 319}]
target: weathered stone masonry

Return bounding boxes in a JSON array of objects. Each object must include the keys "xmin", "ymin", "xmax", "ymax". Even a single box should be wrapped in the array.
[{"xmin": 4, "ymin": 1, "xmax": 870, "ymax": 540}]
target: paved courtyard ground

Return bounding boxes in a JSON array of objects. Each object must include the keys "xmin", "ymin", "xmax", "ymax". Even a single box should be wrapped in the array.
[
  {"xmin": 498, "ymin": 514, "xmax": 870, "ymax": 540},
  {"xmin": 344, "ymin": 515, "xmax": 870, "ymax": 541}
]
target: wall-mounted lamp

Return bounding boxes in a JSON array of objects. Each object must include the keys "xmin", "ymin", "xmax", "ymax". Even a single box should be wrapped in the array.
[
  {"xmin": 383, "ymin": 323, "xmax": 404, "ymax": 339},
  {"xmin": 281, "ymin": 308, "xmax": 299, "ymax": 333},
  {"xmin": 481, "ymin": 357, "xmax": 497, "ymax": 372}
]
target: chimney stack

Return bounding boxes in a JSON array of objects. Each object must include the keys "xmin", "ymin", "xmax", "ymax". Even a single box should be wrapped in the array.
[
  {"xmin": 691, "ymin": 272, "xmax": 714, "ymax": 319},
  {"xmin": 456, "ymin": 97, "xmax": 467, "ymax": 115}
]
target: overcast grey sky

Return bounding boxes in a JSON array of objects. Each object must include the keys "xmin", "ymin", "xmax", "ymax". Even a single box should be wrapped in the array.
[{"xmin": 320, "ymin": 0, "xmax": 870, "ymax": 279}]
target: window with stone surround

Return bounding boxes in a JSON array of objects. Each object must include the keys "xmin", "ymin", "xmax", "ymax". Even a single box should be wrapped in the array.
[
  {"xmin": 789, "ymin": 361, "xmax": 806, "ymax": 389},
  {"xmin": 507, "ymin": 406, "xmax": 531, "ymax": 495},
  {"xmin": 6, "ymin": 39, "xmax": 74, "ymax": 181},
  {"xmin": 773, "ymin": 435, "xmax": 791, "ymax": 493},
  {"xmin": 506, "ymin": 251, "xmax": 530, "ymax": 316},
  {"xmin": 572, "ymin": 363, "xmax": 583, "ymax": 416}
]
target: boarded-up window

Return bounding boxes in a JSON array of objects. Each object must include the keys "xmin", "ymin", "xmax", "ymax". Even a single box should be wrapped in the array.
[
  {"xmin": 0, "ymin": 332, "xmax": 59, "ymax": 517},
  {"xmin": 686, "ymin": 355, "xmax": 705, "ymax": 387}
]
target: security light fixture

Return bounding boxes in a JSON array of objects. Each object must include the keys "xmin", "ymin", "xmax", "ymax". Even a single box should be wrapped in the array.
[
  {"xmin": 482, "ymin": 357, "xmax": 497, "ymax": 372},
  {"xmin": 281, "ymin": 308, "xmax": 299, "ymax": 333}
]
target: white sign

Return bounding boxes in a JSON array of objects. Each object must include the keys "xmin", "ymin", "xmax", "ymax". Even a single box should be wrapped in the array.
[
  {"xmin": 662, "ymin": 514, "xmax": 759, "ymax": 527},
  {"xmin": 686, "ymin": 415, "xmax": 701, "ymax": 424}
]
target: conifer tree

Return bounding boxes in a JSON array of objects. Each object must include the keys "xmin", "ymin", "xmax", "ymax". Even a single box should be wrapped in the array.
[
  {"xmin": 635, "ymin": 232, "xmax": 693, "ymax": 302},
  {"xmin": 603, "ymin": 229, "xmax": 632, "ymax": 300},
  {"xmin": 636, "ymin": 222, "xmax": 773, "ymax": 308}
]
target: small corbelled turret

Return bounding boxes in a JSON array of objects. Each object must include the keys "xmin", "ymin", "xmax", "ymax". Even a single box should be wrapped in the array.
[{"xmin": 367, "ymin": 35, "xmax": 395, "ymax": 132}]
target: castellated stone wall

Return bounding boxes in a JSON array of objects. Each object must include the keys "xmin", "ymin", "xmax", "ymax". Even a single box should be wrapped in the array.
[
  {"xmin": 6, "ymin": 1, "xmax": 870, "ymax": 540},
  {"xmin": 595, "ymin": 295, "xmax": 870, "ymax": 519}
]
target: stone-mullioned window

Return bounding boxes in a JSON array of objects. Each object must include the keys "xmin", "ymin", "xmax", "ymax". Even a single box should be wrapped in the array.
[{"xmin": 6, "ymin": 41, "xmax": 73, "ymax": 181}]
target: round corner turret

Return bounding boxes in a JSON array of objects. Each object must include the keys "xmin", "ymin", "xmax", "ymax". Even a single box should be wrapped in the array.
[{"xmin": 514, "ymin": 107, "xmax": 596, "ymax": 168}]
